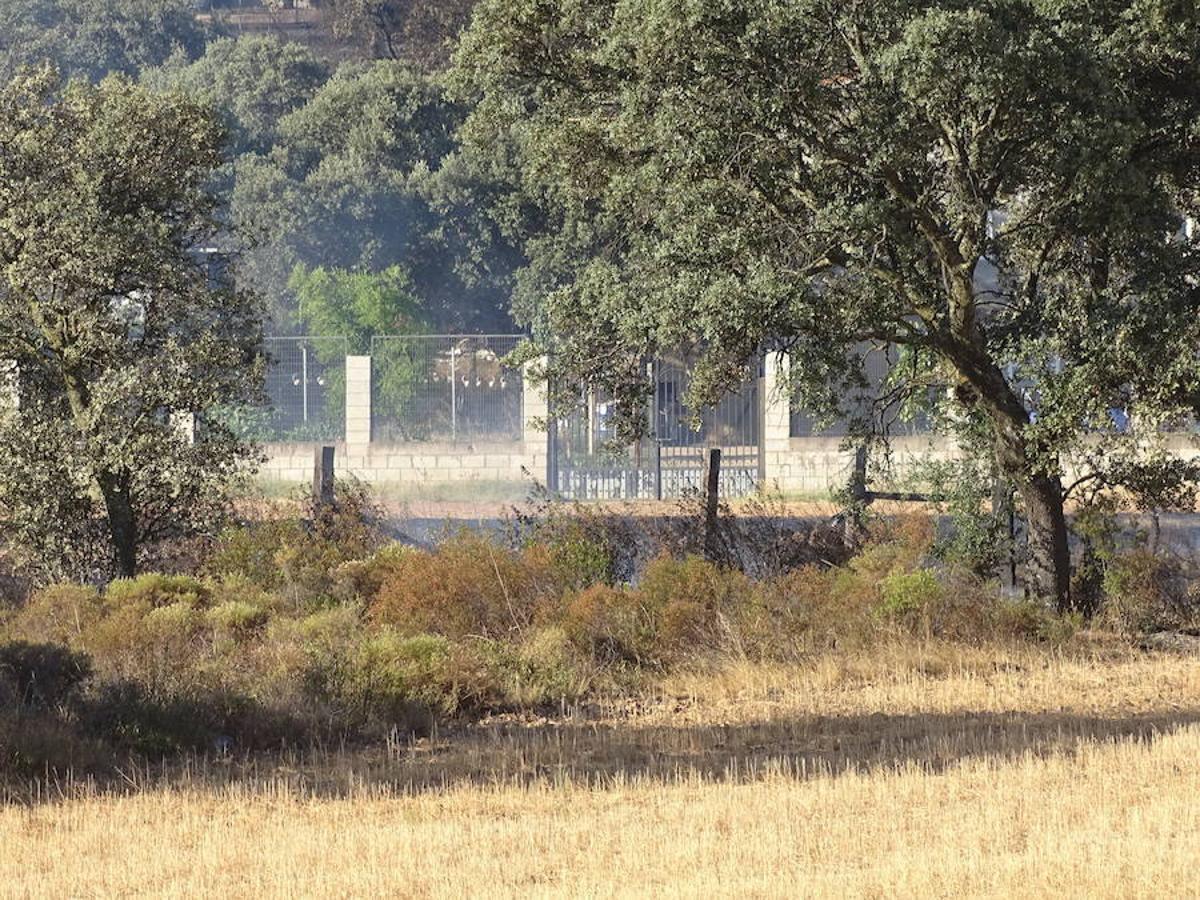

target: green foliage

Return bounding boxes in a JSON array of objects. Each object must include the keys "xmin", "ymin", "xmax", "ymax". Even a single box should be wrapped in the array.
[
  {"xmin": 326, "ymin": 0, "xmax": 476, "ymax": 69},
  {"xmin": 0, "ymin": 67, "xmax": 263, "ymax": 582},
  {"xmin": 206, "ymin": 601, "xmax": 271, "ymax": 641},
  {"xmin": 230, "ymin": 59, "xmax": 515, "ymax": 331},
  {"xmin": 347, "ymin": 631, "xmax": 458, "ymax": 724},
  {"xmin": 879, "ymin": 571, "xmax": 944, "ymax": 619},
  {"xmin": 290, "ymin": 264, "xmax": 425, "ymax": 352},
  {"xmin": 106, "ymin": 575, "xmax": 211, "ymax": 611},
  {"xmin": 144, "ymin": 36, "xmax": 329, "ymax": 155},
  {"xmin": 207, "ymin": 479, "xmax": 385, "ymax": 606},
  {"xmin": 918, "ymin": 455, "xmax": 1009, "ymax": 576},
  {"xmin": 206, "ymin": 519, "xmax": 307, "ymax": 591},
  {"xmin": 0, "ymin": 0, "xmax": 210, "ymax": 82}
]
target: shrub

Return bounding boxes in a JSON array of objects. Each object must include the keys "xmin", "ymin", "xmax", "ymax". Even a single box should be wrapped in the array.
[
  {"xmin": 332, "ymin": 543, "xmax": 414, "ymax": 602},
  {"xmin": 993, "ymin": 599, "xmax": 1079, "ymax": 645},
  {"xmin": 637, "ymin": 555, "xmax": 752, "ymax": 659},
  {"xmin": 206, "ymin": 519, "xmax": 305, "ymax": 591},
  {"xmin": 0, "ymin": 641, "xmax": 92, "ymax": 710},
  {"xmin": 744, "ymin": 565, "xmax": 846, "ymax": 656},
  {"xmin": 0, "ymin": 709, "xmax": 109, "ymax": 784},
  {"xmin": 106, "ymin": 574, "xmax": 210, "ymax": 610},
  {"xmin": 81, "ymin": 681, "xmax": 215, "ymax": 758},
  {"xmin": 4, "ymin": 583, "xmax": 103, "ymax": 645},
  {"xmin": 1100, "ymin": 550, "xmax": 1197, "ymax": 634},
  {"xmin": 343, "ymin": 631, "xmax": 455, "ymax": 729},
  {"xmin": 561, "ymin": 584, "xmax": 654, "ymax": 665},
  {"xmin": 206, "ymin": 480, "xmax": 385, "ymax": 607},
  {"xmin": 878, "ymin": 570, "xmax": 943, "ymax": 618},
  {"xmin": 334, "ymin": 630, "xmax": 546, "ymax": 730},
  {"xmin": 505, "ymin": 627, "xmax": 592, "ymax": 706},
  {"xmin": 206, "ymin": 601, "xmax": 270, "ymax": 641},
  {"xmin": 850, "ymin": 515, "xmax": 936, "ymax": 583},
  {"xmin": 544, "ymin": 526, "xmax": 614, "ymax": 591},
  {"xmin": 370, "ymin": 532, "xmax": 565, "ymax": 639}
]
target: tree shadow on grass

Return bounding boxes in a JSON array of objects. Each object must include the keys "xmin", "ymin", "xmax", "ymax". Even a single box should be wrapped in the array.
[{"xmin": 173, "ymin": 706, "xmax": 1200, "ymax": 800}]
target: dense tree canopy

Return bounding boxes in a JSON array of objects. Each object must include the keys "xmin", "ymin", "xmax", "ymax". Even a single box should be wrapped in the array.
[
  {"xmin": 224, "ymin": 59, "xmax": 519, "ymax": 331},
  {"xmin": 0, "ymin": 67, "xmax": 262, "ymax": 580},
  {"xmin": 144, "ymin": 35, "xmax": 329, "ymax": 155},
  {"xmin": 0, "ymin": 0, "xmax": 210, "ymax": 81},
  {"xmin": 456, "ymin": 0, "xmax": 1200, "ymax": 606}
]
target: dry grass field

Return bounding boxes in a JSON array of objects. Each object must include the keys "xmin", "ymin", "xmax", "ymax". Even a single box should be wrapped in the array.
[{"xmin": 4, "ymin": 642, "xmax": 1200, "ymax": 898}]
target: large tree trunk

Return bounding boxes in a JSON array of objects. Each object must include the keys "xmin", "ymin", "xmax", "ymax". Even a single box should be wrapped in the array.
[
  {"xmin": 1015, "ymin": 472, "xmax": 1072, "ymax": 612},
  {"xmin": 983, "ymin": 406, "xmax": 1072, "ymax": 611},
  {"xmin": 943, "ymin": 331, "xmax": 1073, "ymax": 611},
  {"xmin": 98, "ymin": 473, "xmax": 138, "ymax": 578}
]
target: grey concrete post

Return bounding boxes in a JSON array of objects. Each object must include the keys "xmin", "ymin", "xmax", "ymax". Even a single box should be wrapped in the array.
[{"xmin": 345, "ymin": 355, "xmax": 372, "ymax": 446}]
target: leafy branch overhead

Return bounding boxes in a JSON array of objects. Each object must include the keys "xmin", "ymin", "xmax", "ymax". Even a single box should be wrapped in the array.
[{"xmin": 455, "ymin": 0, "xmax": 1200, "ymax": 607}]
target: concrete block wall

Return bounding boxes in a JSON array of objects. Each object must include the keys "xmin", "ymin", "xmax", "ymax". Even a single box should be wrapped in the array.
[{"xmin": 258, "ymin": 441, "xmax": 543, "ymax": 488}]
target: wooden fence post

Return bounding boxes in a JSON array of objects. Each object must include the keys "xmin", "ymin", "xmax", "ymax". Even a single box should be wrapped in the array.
[
  {"xmin": 704, "ymin": 447, "xmax": 722, "ymax": 561},
  {"xmin": 313, "ymin": 445, "xmax": 335, "ymax": 509}
]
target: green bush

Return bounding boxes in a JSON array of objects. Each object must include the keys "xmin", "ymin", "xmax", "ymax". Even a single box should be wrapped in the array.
[
  {"xmin": 542, "ymin": 524, "xmax": 615, "ymax": 591},
  {"xmin": 205, "ymin": 519, "xmax": 305, "ymax": 591},
  {"xmin": 331, "ymin": 543, "xmax": 414, "ymax": 602},
  {"xmin": 878, "ymin": 570, "xmax": 943, "ymax": 618},
  {"xmin": 206, "ymin": 480, "xmax": 384, "ymax": 607},
  {"xmin": 106, "ymin": 574, "xmax": 210, "ymax": 610}
]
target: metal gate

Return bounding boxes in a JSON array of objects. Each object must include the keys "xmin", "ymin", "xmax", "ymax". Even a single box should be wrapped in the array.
[{"xmin": 550, "ymin": 355, "xmax": 763, "ymax": 500}]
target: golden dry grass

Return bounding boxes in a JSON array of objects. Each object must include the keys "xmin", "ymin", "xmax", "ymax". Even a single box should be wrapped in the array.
[{"xmin": 4, "ymin": 643, "xmax": 1200, "ymax": 898}]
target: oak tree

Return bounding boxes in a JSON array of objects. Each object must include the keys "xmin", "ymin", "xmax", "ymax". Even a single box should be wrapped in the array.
[
  {"xmin": 0, "ymin": 67, "xmax": 263, "ymax": 580},
  {"xmin": 456, "ymin": 0, "xmax": 1200, "ymax": 608}
]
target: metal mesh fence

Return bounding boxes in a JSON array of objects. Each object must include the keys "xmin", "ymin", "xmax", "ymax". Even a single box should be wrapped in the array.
[
  {"xmin": 256, "ymin": 336, "xmax": 348, "ymax": 442},
  {"xmin": 370, "ymin": 335, "xmax": 525, "ymax": 444}
]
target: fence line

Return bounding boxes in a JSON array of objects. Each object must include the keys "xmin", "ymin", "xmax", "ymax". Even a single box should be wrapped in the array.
[
  {"xmin": 370, "ymin": 335, "xmax": 526, "ymax": 444},
  {"xmin": 258, "ymin": 336, "xmax": 349, "ymax": 442}
]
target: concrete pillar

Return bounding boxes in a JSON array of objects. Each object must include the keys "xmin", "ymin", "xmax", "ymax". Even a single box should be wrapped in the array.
[
  {"xmin": 760, "ymin": 351, "xmax": 793, "ymax": 491},
  {"xmin": 522, "ymin": 357, "xmax": 549, "ymax": 446},
  {"xmin": 345, "ymin": 355, "xmax": 372, "ymax": 446},
  {"xmin": 521, "ymin": 358, "xmax": 551, "ymax": 485}
]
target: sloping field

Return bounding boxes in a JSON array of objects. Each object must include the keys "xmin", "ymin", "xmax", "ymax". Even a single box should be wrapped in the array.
[{"xmin": 4, "ymin": 647, "xmax": 1198, "ymax": 898}]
